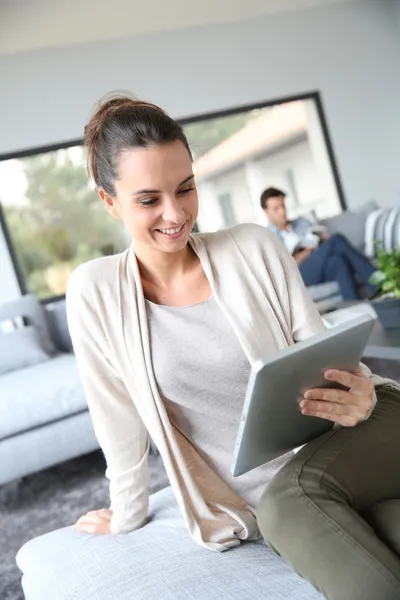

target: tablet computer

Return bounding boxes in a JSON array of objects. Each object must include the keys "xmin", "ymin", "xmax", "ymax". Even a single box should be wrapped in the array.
[{"xmin": 230, "ymin": 314, "xmax": 375, "ymax": 477}]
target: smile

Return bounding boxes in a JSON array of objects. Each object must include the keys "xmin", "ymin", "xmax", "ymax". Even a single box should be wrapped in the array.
[{"xmin": 157, "ymin": 223, "xmax": 186, "ymax": 237}]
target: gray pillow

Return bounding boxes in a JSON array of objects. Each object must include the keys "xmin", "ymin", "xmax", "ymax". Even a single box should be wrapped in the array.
[
  {"xmin": 0, "ymin": 326, "xmax": 50, "ymax": 375},
  {"xmin": 45, "ymin": 300, "xmax": 73, "ymax": 353},
  {"xmin": 320, "ymin": 200, "xmax": 378, "ymax": 253},
  {"xmin": 0, "ymin": 294, "xmax": 56, "ymax": 356}
]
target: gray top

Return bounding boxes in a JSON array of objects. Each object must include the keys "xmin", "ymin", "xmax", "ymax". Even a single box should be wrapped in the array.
[{"xmin": 146, "ymin": 294, "xmax": 292, "ymax": 508}]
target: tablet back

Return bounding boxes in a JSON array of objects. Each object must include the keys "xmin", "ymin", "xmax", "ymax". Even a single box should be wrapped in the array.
[{"xmin": 231, "ymin": 315, "xmax": 375, "ymax": 477}]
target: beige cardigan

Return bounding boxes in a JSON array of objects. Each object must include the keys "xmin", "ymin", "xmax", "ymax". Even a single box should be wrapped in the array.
[{"xmin": 66, "ymin": 224, "xmax": 383, "ymax": 551}]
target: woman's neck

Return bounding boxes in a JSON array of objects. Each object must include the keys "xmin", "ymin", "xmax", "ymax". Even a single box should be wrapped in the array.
[{"xmin": 135, "ymin": 242, "xmax": 198, "ymax": 290}]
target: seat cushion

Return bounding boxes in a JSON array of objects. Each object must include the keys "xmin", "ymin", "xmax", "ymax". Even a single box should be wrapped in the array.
[
  {"xmin": 17, "ymin": 486, "xmax": 323, "ymax": 600},
  {"xmin": 0, "ymin": 354, "xmax": 86, "ymax": 440},
  {"xmin": 307, "ymin": 281, "xmax": 341, "ymax": 302}
]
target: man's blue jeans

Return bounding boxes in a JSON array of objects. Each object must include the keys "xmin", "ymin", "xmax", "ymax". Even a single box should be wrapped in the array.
[{"xmin": 299, "ymin": 234, "xmax": 376, "ymax": 300}]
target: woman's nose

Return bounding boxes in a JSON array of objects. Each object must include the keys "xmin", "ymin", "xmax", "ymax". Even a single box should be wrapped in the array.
[{"xmin": 161, "ymin": 198, "xmax": 186, "ymax": 224}]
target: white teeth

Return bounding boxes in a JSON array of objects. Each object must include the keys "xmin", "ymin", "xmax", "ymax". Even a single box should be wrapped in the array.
[{"xmin": 159, "ymin": 225, "xmax": 184, "ymax": 235}]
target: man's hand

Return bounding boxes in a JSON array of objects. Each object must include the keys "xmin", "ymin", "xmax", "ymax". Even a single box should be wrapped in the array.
[
  {"xmin": 300, "ymin": 366, "xmax": 374, "ymax": 427},
  {"xmin": 293, "ymin": 246, "xmax": 314, "ymax": 265},
  {"xmin": 76, "ymin": 508, "xmax": 113, "ymax": 534},
  {"xmin": 318, "ymin": 232, "xmax": 330, "ymax": 243}
]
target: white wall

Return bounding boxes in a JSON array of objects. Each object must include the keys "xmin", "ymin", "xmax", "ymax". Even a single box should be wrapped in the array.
[{"xmin": 1, "ymin": 0, "xmax": 400, "ymax": 294}]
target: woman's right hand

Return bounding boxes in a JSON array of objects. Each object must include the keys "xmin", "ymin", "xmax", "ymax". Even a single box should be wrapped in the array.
[{"xmin": 76, "ymin": 508, "xmax": 113, "ymax": 534}]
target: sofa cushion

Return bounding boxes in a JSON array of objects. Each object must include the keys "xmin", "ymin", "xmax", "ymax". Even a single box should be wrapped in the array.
[
  {"xmin": 0, "ymin": 294, "xmax": 56, "ymax": 356},
  {"xmin": 306, "ymin": 281, "xmax": 340, "ymax": 303},
  {"xmin": 17, "ymin": 486, "xmax": 323, "ymax": 600},
  {"xmin": 0, "ymin": 354, "xmax": 87, "ymax": 440},
  {"xmin": 45, "ymin": 299, "xmax": 73, "ymax": 353},
  {"xmin": 320, "ymin": 200, "xmax": 378, "ymax": 253},
  {"xmin": 364, "ymin": 207, "xmax": 400, "ymax": 258},
  {"xmin": 0, "ymin": 325, "xmax": 50, "ymax": 375}
]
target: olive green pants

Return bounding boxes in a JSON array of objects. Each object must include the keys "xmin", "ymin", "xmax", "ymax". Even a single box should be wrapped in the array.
[{"xmin": 256, "ymin": 384, "xmax": 400, "ymax": 600}]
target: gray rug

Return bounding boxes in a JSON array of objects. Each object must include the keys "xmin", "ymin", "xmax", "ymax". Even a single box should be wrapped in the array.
[{"xmin": 0, "ymin": 450, "xmax": 169, "ymax": 600}]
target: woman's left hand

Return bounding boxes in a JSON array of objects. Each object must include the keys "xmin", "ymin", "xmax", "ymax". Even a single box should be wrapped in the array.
[{"xmin": 300, "ymin": 366, "xmax": 375, "ymax": 427}]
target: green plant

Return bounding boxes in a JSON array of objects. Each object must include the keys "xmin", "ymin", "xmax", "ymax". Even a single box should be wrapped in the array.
[{"xmin": 369, "ymin": 242, "xmax": 400, "ymax": 299}]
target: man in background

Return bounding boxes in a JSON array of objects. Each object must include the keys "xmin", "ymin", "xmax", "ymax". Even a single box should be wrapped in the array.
[{"xmin": 260, "ymin": 187, "xmax": 377, "ymax": 300}]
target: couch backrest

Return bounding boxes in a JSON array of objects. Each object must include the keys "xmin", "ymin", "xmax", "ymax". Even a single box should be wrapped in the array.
[
  {"xmin": 319, "ymin": 200, "xmax": 378, "ymax": 254},
  {"xmin": 0, "ymin": 293, "xmax": 57, "ymax": 356}
]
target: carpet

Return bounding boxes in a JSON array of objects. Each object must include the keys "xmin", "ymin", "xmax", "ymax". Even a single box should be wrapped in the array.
[{"xmin": 0, "ymin": 450, "xmax": 169, "ymax": 600}]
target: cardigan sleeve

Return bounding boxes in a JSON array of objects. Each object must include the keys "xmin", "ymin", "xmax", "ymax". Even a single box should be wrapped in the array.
[{"xmin": 66, "ymin": 267, "xmax": 149, "ymax": 534}]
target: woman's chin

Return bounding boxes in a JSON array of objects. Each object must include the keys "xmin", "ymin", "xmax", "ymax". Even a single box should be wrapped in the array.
[
  {"xmin": 159, "ymin": 237, "xmax": 190, "ymax": 253},
  {"xmin": 154, "ymin": 225, "xmax": 194, "ymax": 252}
]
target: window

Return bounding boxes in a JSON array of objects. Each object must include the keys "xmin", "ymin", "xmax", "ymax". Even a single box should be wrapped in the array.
[
  {"xmin": 0, "ymin": 146, "xmax": 129, "ymax": 299},
  {"xmin": 0, "ymin": 92, "xmax": 345, "ymax": 300}
]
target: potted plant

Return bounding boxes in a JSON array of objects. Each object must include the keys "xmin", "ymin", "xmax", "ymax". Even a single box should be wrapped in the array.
[{"xmin": 369, "ymin": 243, "xmax": 400, "ymax": 329}]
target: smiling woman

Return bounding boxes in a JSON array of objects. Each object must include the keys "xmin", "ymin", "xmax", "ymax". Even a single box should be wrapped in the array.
[{"xmin": 44, "ymin": 92, "xmax": 400, "ymax": 600}]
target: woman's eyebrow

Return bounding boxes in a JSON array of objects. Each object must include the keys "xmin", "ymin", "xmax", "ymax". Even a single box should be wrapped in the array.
[{"xmin": 132, "ymin": 175, "xmax": 195, "ymax": 197}]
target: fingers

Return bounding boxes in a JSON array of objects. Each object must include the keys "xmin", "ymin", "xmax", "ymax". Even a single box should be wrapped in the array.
[
  {"xmin": 301, "ymin": 368, "xmax": 374, "ymax": 426},
  {"xmin": 300, "ymin": 399, "xmax": 361, "ymax": 427},
  {"xmin": 303, "ymin": 387, "xmax": 350, "ymax": 404},
  {"xmin": 323, "ymin": 368, "xmax": 370, "ymax": 392},
  {"xmin": 85, "ymin": 509, "xmax": 112, "ymax": 519},
  {"xmin": 76, "ymin": 520, "xmax": 110, "ymax": 535},
  {"xmin": 76, "ymin": 508, "xmax": 112, "ymax": 535},
  {"xmin": 77, "ymin": 513, "xmax": 110, "ymax": 525},
  {"xmin": 304, "ymin": 366, "xmax": 373, "ymax": 403}
]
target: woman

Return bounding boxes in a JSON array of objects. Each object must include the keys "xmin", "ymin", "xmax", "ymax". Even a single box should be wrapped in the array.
[{"xmin": 67, "ymin": 95, "xmax": 400, "ymax": 600}]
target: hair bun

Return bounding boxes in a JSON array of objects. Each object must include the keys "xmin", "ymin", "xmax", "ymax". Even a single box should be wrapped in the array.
[{"xmin": 84, "ymin": 91, "xmax": 190, "ymax": 194}]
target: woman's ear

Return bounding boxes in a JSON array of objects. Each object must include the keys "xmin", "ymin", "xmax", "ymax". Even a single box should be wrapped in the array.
[{"xmin": 98, "ymin": 188, "xmax": 121, "ymax": 219}]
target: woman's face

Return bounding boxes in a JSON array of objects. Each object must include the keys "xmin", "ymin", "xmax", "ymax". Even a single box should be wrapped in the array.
[{"xmin": 102, "ymin": 140, "xmax": 198, "ymax": 255}]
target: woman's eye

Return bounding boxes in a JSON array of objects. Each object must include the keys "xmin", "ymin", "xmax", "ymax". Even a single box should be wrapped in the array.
[
  {"xmin": 140, "ymin": 198, "xmax": 157, "ymax": 207},
  {"xmin": 178, "ymin": 186, "xmax": 194, "ymax": 195}
]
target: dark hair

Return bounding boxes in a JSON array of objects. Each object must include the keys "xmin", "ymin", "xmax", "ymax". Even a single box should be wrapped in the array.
[
  {"xmin": 84, "ymin": 93, "xmax": 192, "ymax": 195},
  {"xmin": 260, "ymin": 187, "xmax": 286, "ymax": 210}
]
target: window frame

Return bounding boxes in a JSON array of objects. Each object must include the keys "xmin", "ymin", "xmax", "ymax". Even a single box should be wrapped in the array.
[{"xmin": 0, "ymin": 90, "xmax": 346, "ymax": 302}]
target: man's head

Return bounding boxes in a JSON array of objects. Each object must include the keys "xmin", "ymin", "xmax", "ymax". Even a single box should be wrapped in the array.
[{"xmin": 260, "ymin": 187, "xmax": 287, "ymax": 229}]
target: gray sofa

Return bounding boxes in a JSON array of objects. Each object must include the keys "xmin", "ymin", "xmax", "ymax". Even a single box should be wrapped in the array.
[
  {"xmin": 16, "ymin": 485, "xmax": 324, "ymax": 600},
  {"xmin": 0, "ymin": 294, "xmax": 100, "ymax": 486}
]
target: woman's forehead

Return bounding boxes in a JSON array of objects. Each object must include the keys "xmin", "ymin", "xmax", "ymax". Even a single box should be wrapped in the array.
[{"xmin": 116, "ymin": 142, "xmax": 193, "ymax": 189}]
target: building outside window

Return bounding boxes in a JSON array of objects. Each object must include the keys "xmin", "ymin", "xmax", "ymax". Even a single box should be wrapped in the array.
[{"xmin": 217, "ymin": 193, "xmax": 236, "ymax": 227}]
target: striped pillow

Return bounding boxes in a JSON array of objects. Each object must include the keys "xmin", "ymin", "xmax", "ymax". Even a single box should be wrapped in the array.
[{"xmin": 364, "ymin": 208, "xmax": 400, "ymax": 258}]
